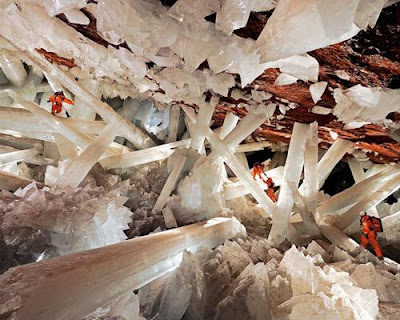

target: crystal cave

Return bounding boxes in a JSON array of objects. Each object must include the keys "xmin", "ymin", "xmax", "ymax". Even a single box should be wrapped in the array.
[{"xmin": 0, "ymin": 0, "xmax": 400, "ymax": 319}]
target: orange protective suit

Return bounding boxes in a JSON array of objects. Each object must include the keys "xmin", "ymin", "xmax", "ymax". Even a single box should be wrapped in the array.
[
  {"xmin": 252, "ymin": 163, "xmax": 278, "ymax": 202},
  {"xmin": 48, "ymin": 91, "xmax": 73, "ymax": 116},
  {"xmin": 360, "ymin": 214, "xmax": 383, "ymax": 259}
]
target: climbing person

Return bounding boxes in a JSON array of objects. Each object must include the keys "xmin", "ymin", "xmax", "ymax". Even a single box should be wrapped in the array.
[
  {"xmin": 252, "ymin": 162, "xmax": 278, "ymax": 202},
  {"xmin": 360, "ymin": 211, "xmax": 384, "ymax": 260},
  {"xmin": 48, "ymin": 91, "xmax": 74, "ymax": 118}
]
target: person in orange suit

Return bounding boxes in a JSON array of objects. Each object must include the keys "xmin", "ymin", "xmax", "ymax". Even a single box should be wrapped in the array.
[
  {"xmin": 252, "ymin": 162, "xmax": 278, "ymax": 202},
  {"xmin": 48, "ymin": 91, "xmax": 74, "ymax": 118},
  {"xmin": 360, "ymin": 212, "xmax": 384, "ymax": 260}
]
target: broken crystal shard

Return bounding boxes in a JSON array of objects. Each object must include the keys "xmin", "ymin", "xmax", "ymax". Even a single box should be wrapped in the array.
[
  {"xmin": 274, "ymin": 73, "xmax": 298, "ymax": 86},
  {"xmin": 256, "ymin": 0, "xmax": 360, "ymax": 62},
  {"xmin": 216, "ymin": 0, "xmax": 251, "ymax": 36},
  {"xmin": 63, "ymin": 9, "xmax": 90, "ymax": 25},
  {"xmin": 0, "ymin": 217, "xmax": 245, "ymax": 320},
  {"xmin": 276, "ymin": 54, "xmax": 319, "ymax": 82},
  {"xmin": 269, "ymin": 122, "xmax": 309, "ymax": 244},
  {"xmin": 309, "ymin": 81, "xmax": 328, "ymax": 104},
  {"xmin": 165, "ymin": 105, "xmax": 180, "ymax": 143},
  {"xmin": 55, "ymin": 124, "xmax": 119, "ymax": 188},
  {"xmin": 162, "ymin": 207, "xmax": 178, "ymax": 229},
  {"xmin": 0, "ymin": 170, "xmax": 44, "ymax": 191},
  {"xmin": 318, "ymin": 219, "xmax": 359, "ymax": 252}
]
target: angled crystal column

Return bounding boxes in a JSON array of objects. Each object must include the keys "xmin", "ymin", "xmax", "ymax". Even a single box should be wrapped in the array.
[
  {"xmin": 318, "ymin": 163, "xmax": 400, "ymax": 216},
  {"xmin": 300, "ymin": 121, "xmax": 318, "ymax": 215},
  {"xmin": 191, "ymin": 102, "xmax": 216, "ymax": 154},
  {"xmin": 223, "ymin": 166, "xmax": 284, "ymax": 201},
  {"xmin": 268, "ymin": 122, "xmax": 309, "ymax": 244},
  {"xmin": 0, "ymin": 148, "xmax": 39, "ymax": 165},
  {"xmin": 318, "ymin": 218, "xmax": 359, "ymax": 253},
  {"xmin": 53, "ymin": 133, "xmax": 78, "ymax": 160},
  {"xmin": 5, "ymin": 90, "xmax": 118, "ymax": 157},
  {"xmin": 165, "ymin": 105, "xmax": 181, "ymax": 143},
  {"xmin": 205, "ymin": 128, "xmax": 275, "ymax": 216},
  {"xmin": 236, "ymin": 152, "xmax": 249, "ymax": 170},
  {"xmin": 7, "ymin": 43, "xmax": 155, "ymax": 149},
  {"xmin": 0, "ymin": 217, "xmax": 246, "ymax": 320},
  {"xmin": 0, "ymin": 107, "xmax": 107, "ymax": 135},
  {"xmin": 335, "ymin": 173, "xmax": 400, "ymax": 230},
  {"xmin": 317, "ymin": 139, "xmax": 353, "ymax": 188},
  {"xmin": 71, "ymin": 79, "xmax": 98, "ymax": 120},
  {"xmin": 288, "ymin": 182, "xmax": 320, "ymax": 236},
  {"xmin": 0, "ymin": 170, "xmax": 44, "ymax": 191},
  {"xmin": 219, "ymin": 112, "xmax": 240, "ymax": 140},
  {"xmin": 153, "ymin": 154, "xmax": 187, "ymax": 213},
  {"xmin": 348, "ymin": 158, "xmax": 379, "ymax": 217},
  {"xmin": 100, "ymin": 139, "xmax": 191, "ymax": 169},
  {"xmin": 223, "ymin": 104, "xmax": 275, "ymax": 150},
  {"xmin": 234, "ymin": 141, "xmax": 272, "ymax": 153},
  {"xmin": 55, "ymin": 124, "xmax": 119, "ymax": 188}
]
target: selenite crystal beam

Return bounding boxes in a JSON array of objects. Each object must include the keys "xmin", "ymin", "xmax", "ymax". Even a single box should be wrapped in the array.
[
  {"xmin": 205, "ymin": 128, "xmax": 275, "ymax": 216},
  {"xmin": 190, "ymin": 103, "xmax": 216, "ymax": 154},
  {"xmin": 288, "ymin": 182, "xmax": 320, "ymax": 236},
  {"xmin": 100, "ymin": 139, "xmax": 191, "ymax": 169},
  {"xmin": 222, "ymin": 104, "xmax": 275, "ymax": 150},
  {"xmin": 165, "ymin": 105, "xmax": 180, "ymax": 143},
  {"xmin": 268, "ymin": 122, "xmax": 309, "ymax": 244},
  {"xmin": 219, "ymin": 112, "xmax": 239, "ymax": 139},
  {"xmin": 0, "ymin": 107, "xmax": 107, "ymax": 134},
  {"xmin": 300, "ymin": 122, "xmax": 318, "ymax": 215},
  {"xmin": 318, "ymin": 163, "xmax": 400, "ymax": 216},
  {"xmin": 317, "ymin": 139, "xmax": 353, "ymax": 188},
  {"xmin": 348, "ymin": 158, "xmax": 379, "ymax": 217},
  {"xmin": 153, "ymin": 154, "xmax": 187, "ymax": 213},
  {"xmin": 55, "ymin": 124, "xmax": 119, "ymax": 188},
  {"xmin": 224, "ymin": 166, "xmax": 284, "ymax": 201},
  {"xmin": 0, "ymin": 170, "xmax": 44, "ymax": 191},
  {"xmin": 234, "ymin": 141, "xmax": 272, "ymax": 153},
  {"xmin": 5, "ymin": 40, "xmax": 156, "ymax": 149},
  {"xmin": 0, "ymin": 148, "xmax": 39, "ymax": 165},
  {"xmin": 318, "ymin": 219, "xmax": 359, "ymax": 253},
  {"xmin": 5, "ymin": 90, "xmax": 118, "ymax": 157},
  {"xmin": 0, "ymin": 217, "xmax": 246, "ymax": 320},
  {"xmin": 54, "ymin": 133, "xmax": 78, "ymax": 160},
  {"xmin": 0, "ymin": 52, "xmax": 27, "ymax": 87},
  {"xmin": 335, "ymin": 173, "xmax": 400, "ymax": 230}
]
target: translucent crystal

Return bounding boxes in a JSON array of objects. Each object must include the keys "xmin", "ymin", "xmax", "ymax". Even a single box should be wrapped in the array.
[
  {"xmin": 309, "ymin": 81, "xmax": 328, "ymax": 104},
  {"xmin": 269, "ymin": 123, "xmax": 309, "ymax": 244},
  {"xmin": 274, "ymin": 73, "xmax": 298, "ymax": 86}
]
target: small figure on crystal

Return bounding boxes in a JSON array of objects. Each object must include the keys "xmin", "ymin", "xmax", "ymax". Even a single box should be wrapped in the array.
[
  {"xmin": 360, "ymin": 211, "xmax": 384, "ymax": 260},
  {"xmin": 252, "ymin": 162, "xmax": 278, "ymax": 202},
  {"xmin": 48, "ymin": 91, "xmax": 74, "ymax": 118}
]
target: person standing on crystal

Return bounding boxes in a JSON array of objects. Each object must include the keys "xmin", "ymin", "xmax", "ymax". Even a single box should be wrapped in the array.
[
  {"xmin": 360, "ymin": 211, "xmax": 384, "ymax": 260},
  {"xmin": 252, "ymin": 162, "xmax": 278, "ymax": 202},
  {"xmin": 48, "ymin": 91, "xmax": 74, "ymax": 118}
]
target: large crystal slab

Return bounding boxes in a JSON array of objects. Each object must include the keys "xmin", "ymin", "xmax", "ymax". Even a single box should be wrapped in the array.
[
  {"xmin": 0, "ymin": 148, "xmax": 39, "ymax": 165},
  {"xmin": 256, "ymin": 0, "xmax": 360, "ymax": 62},
  {"xmin": 0, "ymin": 52, "xmax": 27, "ymax": 87},
  {"xmin": 268, "ymin": 122, "xmax": 309, "ymax": 244},
  {"xmin": 0, "ymin": 170, "xmax": 44, "ymax": 191},
  {"xmin": 0, "ymin": 217, "xmax": 246, "ymax": 320},
  {"xmin": 216, "ymin": 0, "xmax": 251, "ymax": 36}
]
